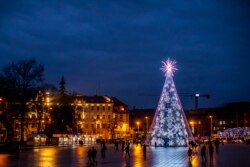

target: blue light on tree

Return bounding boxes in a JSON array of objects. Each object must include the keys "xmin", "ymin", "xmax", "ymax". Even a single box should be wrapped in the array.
[{"xmin": 149, "ymin": 58, "xmax": 193, "ymax": 147}]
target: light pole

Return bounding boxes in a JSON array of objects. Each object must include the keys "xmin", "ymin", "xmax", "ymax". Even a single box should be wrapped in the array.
[
  {"xmin": 145, "ymin": 116, "xmax": 149, "ymax": 133},
  {"xmin": 136, "ymin": 121, "xmax": 140, "ymax": 133},
  {"xmin": 209, "ymin": 115, "xmax": 213, "ymax": 137},
  {"xmin": 190, "ymin": 121, "xmax": 194, "ymax": 134},
  {"xmin": 136, "ymin": 121, "xmax": 140, "ymax": 140}
]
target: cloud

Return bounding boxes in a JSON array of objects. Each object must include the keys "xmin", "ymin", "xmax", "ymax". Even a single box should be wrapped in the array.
[{"xmin": 0, "ymin": 0, "xmax": 249, "ymax": 108}]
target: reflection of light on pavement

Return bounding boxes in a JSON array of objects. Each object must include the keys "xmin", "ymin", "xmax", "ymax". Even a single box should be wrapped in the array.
[
  {"xmin": 191, "ymin": 156, "xmax": 199, "ymax": 167},
  {"xmin": 76, "ymin": 147, "xmax": 87, "ymax": 165},
  {"xmin": 35, "ymin": 148, "xmax": 57, "ymax": 167},
  {"xmin": 151, "ymin": 147, "xmax": 194, "ymax": 167},
  {"xmin": 190, "ymin": 153, "xmax": 199, "ymax": 167},
  {"xmin": 132, "ymin": 145, "xmax": 143, "ymax": 167},
  {"xmin": 0, "ymin": 154, "xmax": 9, "ymax": 166}
]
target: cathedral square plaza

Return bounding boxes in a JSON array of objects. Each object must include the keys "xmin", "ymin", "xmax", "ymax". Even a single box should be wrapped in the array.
[{"xmin": 0, "ymin": 143, "xmax": 249, "ymax": 167}]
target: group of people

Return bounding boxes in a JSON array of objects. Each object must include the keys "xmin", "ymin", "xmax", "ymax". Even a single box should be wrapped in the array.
[
  {"xmin": 87, "ymin": 140, "xmax": 135, "ymax": 166},
  {"xmin": 188, "ymin": 139, "xmax": 221, "ymax": 164},
  {"xmin": 87, "ymin": 147, "xmax": 98, "ymax": 166}
]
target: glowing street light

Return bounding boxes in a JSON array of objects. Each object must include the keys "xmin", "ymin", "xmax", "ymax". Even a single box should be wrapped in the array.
[
  {"xmin": 209, "ymin": 115, "xmax": 213, "ymax": 137},
  {"xmin": 190, "ymin": 121, "xmax": 194, "ymax": 134},
  {"xmin": 145, "ymin": 116, "xmax": 149, "ymax": 133},
  {"xmin": 136, "ymin": 121, "xmax": 140, "ymax": 133}
]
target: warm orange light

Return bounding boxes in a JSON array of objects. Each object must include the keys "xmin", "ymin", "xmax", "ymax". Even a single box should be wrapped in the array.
[{"xmin": 119, "ymin": 106, "xmax": 124, "ymax": 111}]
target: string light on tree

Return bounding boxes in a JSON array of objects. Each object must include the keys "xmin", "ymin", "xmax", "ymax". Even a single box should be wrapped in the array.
[{"xmin": 148, "ymin": 58, "xmax": 193, "ymax": 147}]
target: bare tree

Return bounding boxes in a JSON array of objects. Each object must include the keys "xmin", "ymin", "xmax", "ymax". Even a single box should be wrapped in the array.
[{"xmin": 1, "ymin": 59, "xmax": 44, "ymax": 143}]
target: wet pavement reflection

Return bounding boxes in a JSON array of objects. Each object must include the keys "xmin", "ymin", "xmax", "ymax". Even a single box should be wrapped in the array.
[
  {"xmin": 0, "ymin": 144, "xmax": 189, "ymax": 167},
  {"xmin": 0, "ymin": 144, "xmax": 249, "ymax": 167}
]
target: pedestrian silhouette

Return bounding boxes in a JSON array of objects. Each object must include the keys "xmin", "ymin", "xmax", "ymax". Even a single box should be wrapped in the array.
[
  {"xmin": 188, "ymin": 147, "xmax": 192, "ymax": 161},
  {"xmin": 208, "ymin": 143, "xmax": 214, "ymax": 163},
  {"xmin": 200, "ymin": 144, "xmax": 207, "ymax": 162},
  {"xmin": 101, "ymin": 143, "xmax": 106, "ymax": 158},
  {"xmin": 214, "ymin": 139, "xmax": 220, "ymax": 154},
  {"xmin": 125, "ymin": 143, "xmax": 130, "ymax": 158},
  {"xmin": 87, "ymin": 148, "xmax": 92, "ymax": 166},
  {"xmin": 92, "ymin": 147, "xmax": 97, "ymax": 164},
  {"xmin": 143, "ymin": 144, "xmax": 146, "ymax": 160},
  {"xmin": 121, "ymin": 141, "xmax": 125, "ymax": 153}
]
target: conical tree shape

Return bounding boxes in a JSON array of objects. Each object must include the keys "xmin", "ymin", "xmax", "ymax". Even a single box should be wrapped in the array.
[{"xmin": 149, "ymin": 58, "xmax": 193, "ymax": 147}]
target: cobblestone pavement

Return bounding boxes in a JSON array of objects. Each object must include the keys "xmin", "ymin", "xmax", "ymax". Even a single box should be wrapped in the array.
[{"xmin": 0, "ymin": 143, "xmax": 249, "ymax": 167}]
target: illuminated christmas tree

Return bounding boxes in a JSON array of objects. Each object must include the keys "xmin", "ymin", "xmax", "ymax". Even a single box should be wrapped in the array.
[{"xmin": 149, "ymin": 58, "xmax": 192, "ymax": 147}]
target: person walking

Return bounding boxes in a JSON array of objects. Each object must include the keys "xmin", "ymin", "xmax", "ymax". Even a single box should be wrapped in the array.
[
  {"xmin": 121, "ymin": 141, "xmax": 125, "ymax": 151},
  {"xmin": 125, "ymin": 144, "xmax": 130, "ymax": 158},
  {"xmin": 114, "ymin": 141, "xmax": 119, "ymax": 152},
  {"xmin": 87, "ymin": 148, "xmax": 93, "ymax": 166},
  {"xmin": 214, "ymin": 139, "xmax": 220, "ymax": 154},
  {"xmin": 143, "ymin": 144, "xmax": 146, "ymax": 160},
  {"xmin": 208, "ymin": 143, "xmax": 214, "ymax": 163},
  {"xmin": 92, "ymin": 147, "xmax": 97, "ymax": 165},
  {"xmin": 188, "ymin": 147, "xmax": 192, "ymax": 161},
  {"xmin": 200, "ymin": 144, "xmax": 207, "ymax": 162},
  {"xmin": 101, "ymin": 143, "xmax": 106, "ymax": 158}
]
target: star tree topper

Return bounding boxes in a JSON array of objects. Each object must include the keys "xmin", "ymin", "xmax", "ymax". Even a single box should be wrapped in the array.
[{"xmin": 161, "ymin": 58, "xmax": 177, "ymax": 76}]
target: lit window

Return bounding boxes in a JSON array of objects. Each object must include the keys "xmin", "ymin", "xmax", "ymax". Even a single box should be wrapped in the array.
[
  {"xmin": 219, "ymin": 121, "xmax": 222, "ymax": 125},
  {"xmin": 223, "ymin": 121, "xmax": 226, "ymax": 124}
]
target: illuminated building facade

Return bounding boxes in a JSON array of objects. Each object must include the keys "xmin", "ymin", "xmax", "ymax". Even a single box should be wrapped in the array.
[{"xmin": 24, "ymin": 92, "xmax": 130, "ymax": 141}]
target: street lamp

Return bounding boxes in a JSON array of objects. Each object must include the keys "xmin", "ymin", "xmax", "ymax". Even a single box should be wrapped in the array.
[
  {"xmin": 209, "ymin": 115, "xmax": 213, "ymax": 137},
  {"xmin": 190, "ymin": 121, "xmax": 194, "ymax": 134},
  {"xmin": 136, "ymin": 121, "xmax": 140, "ymax": 133},
  {"xmin": 136, "ymin": 121, "xmax": 140, "ymax": 140},
  {"xmin": 145, "ymin": 116, "xmax": 149, "ymax": 133}
]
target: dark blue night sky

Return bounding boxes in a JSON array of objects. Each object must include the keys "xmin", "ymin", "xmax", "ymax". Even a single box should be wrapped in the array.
[{"xmin": 0, "ymin": 0, "xmax": 250, "ymax": 109}]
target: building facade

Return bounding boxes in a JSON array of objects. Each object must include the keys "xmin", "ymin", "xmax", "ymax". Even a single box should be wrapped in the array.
[
  {"xmin": 186, "ymin": 102, "xmax": 250, "ymax": 138},
  {"xmin": 13, "ymin": 92, "xmax": 130, "ymax": 141},
  {"xmin": 73, "ymin": 96, "xmax": 130, "ymax": 140}
]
